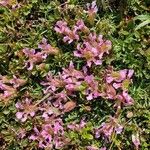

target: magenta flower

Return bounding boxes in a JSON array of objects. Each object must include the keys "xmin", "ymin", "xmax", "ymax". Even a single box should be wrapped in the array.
[
  {"xmin": 17, "ymin": 128, "xmax": 26, "ymax": 139},
  {"xmin": 74, "ymin": 33, "xmax": 112, "ymax": 67},
  {"xmin": 29, "ymin": 119, "xmax": 66, "ymax": 149},
  {"xmin": 104, "ymin": 67, "xmax": 134, "ymax": 104},
  {"xmin": 39, "ymin": 102, "xmax": 55, "ymax": 120},
  {"xmin": 116, "ymin": 91, "xmax": 134, "ymax": 106},
  {"xmin": 0, "ymin": 82, "xmax": 16, "ymax": 102},
  {"xmin": 63, "ymin": 29, "xmax": 79, "ymax": 43},
  {"xmin": 41, "ymin": 71, "xmax": 64, "ymax": 92},
  {"xmin": 86, "ymin": 1, "xmax": 98, "ymax": 24},
  {"xmin": 15, "ymin": 98, "xmax": 37, "ymax": 122},
  {"xmin": 23, "ymin": 48, "xmax": 46, "ymax": 70},
  {"xmin": 54, "ymin": 20, "xmax": 68, "ymax": 34},
  {"xmin": 103, "ymin": 84, "xmax": 116, "ymax": 99},
  {"xmin": 132, "ymin": 133, "xmax": 140, "ymax": 150},
  {"xmin": 38, "ymin": 38, "xmax": 59, "ymax": 55},
  {"xmin": 67, "ymin": 119, "xmax": 86, "ymax": 131},
  {"xmin": 87, "ymin": 1, "xmax": 98, "ymax": 14},
  {"xmin": 74, "ymin": 19, "xmax": 89, "ymax": 33},
  {"xmin": 55, "ymin": 20, "xmax": 79, "ymax": 43},
  {"xmin": 52, "ymin": 91, "xmax": 68, "ymax": 109},
  {"xmin": 106, "ymin": 68, "xmax": 134, "ymax": 84},
  {"xmin": 84, "ymin": 75, "xmax": 101, "ymax": 100},
  {"xmin": 29, "ymin": 126, "xmax": 53, "ymax": 149},
  {"xmin": 10, "ymin": 75, "xmax": 26, "ymax": 88},
  {"xmin": 95, "ymin": 116, "xmax": 123, "ymax": 140},
  {"xmin": 0, "ymin": 0, "xmax": 9, "ymax": 6},
  {"xmin": 62, "ymin": 61, "xmax": 85, "ymax": 92}
]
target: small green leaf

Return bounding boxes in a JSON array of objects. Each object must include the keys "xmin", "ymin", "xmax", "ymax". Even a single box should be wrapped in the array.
[{"xmin": 135, "ymin": 20, "xmax": 150, "ymax": 30}]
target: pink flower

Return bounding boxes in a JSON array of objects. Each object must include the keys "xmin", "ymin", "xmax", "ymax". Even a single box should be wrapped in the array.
[
  {"xmin": 39, "ymin": 102, "xmax": 54, "ymax": 120},
  {"xmin": 67, "ymin": 119, "xmax": 86, "ymax": 131},
  {"xmin": 55, "ymin": 20, "xmax": 79, "ymax": 43},
  {"xmin": 54, "ymin": 20, "xmax": 68, "ymax": 34},
  {"xmin": 87, "ymin": 1, "xmax": 98, "ymax": 14},
  {"xmin": 86, "ymin": 1, "xmax": 98, "ymax": 24},
  {"xmin": 23, "ymin": 48, "xmax": 46, "ymax": 70},
  {"xmin": 84, "ymin": 75, "xmax": 101, "ymax": 100},
  {"xmin": 0, "ymin": 82, "xmax": 17, "ymax": 103},
  {"xmin": 38, "ymin": 38, "xmax": 59, "ymax": 55},
  {"xmin": 63, "ymin": 30, "xmax": 79, "ymax": 43},
  {"xmin": 74, "ymin": 33, "xmax": 111, "ymax": 67},
  {"xmin": 116, "ymin": 91, "xmax": 134, "ymax": 105},
  {"xmin": 104, "ymin": 84, "xmax": 116, "ymax": 99},
  {"xmin": 15, "ymin": 98, "xmax": 37, "ymax": 122},
  {"xmin": 29, "ymin": 119, "xmax": 66, "ymax": 149},
  {"xmin": 106, "ymin": 68, "xmax": 134, "ymax": 84},
  {"xmin": 62, "ymin": 61, "xmax": 85, "ymax": 92},
  {"xmin": 10, "ymin": 75, "xmax": 26, "ymax": 88},
  {"xmin": 74, "ymin": 19, "xmax": 89, "ymax": 33},
  {"xmin": 17, "ymin": 128, "xmax": 26, "ymax": 139},
  {"xmin": 0, "ymin": 0, "xmax": 9, "ymax": 6},
  {"xmin": 95, "ymin": 117, "xmax": 123, "ymax": 140},
  {"xmin": 41, "ymin": 72, "xmax": 64, "ymax": 92},
  {"xmin": 132, "ymin": 133, "xmax": 140, "ymax": 150}
]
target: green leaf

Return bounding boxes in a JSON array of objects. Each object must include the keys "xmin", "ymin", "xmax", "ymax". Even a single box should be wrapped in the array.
[
  {"xmin": 3, "ymin": 110, "xmax": 10, "ymax": 115},
  {"xmin": 134, "ymin": 15, "xmax": 150, "ymax": 21},
  {"xmin": 135, "ymin": 20, "xmax": 150, "ymax": 30},
  {"xmin": 82, "ymin": 133, "xmax": 93, "ymax": 140}
]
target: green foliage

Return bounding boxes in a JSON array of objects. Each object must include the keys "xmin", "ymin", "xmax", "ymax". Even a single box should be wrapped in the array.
[{"xmin": 0, "ymin": 0, "xmax": 149, "ymax": 149}]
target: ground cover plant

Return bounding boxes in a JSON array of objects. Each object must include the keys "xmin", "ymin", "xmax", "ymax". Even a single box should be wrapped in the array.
[{"xmin": 0, "ymin": 0, "xmax": 150, "ymax": 149}]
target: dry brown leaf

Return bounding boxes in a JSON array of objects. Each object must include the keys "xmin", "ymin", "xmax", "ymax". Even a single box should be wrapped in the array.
[{"xmin": 64, "ymin": 101, "xmax": 76, "ymax": 112}]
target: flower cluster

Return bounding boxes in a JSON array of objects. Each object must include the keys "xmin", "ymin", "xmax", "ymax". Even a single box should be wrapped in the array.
[
  {"xmin": 0, "ymin": 75, "xmax": 26, "ymax": 103},
  {"xmin": 23, "ymin": 38, "xmax": 59, "ymax": 70},
  {"xmin": 132, "ymin": 133, "xmax": 140, "ymax": 150},
  {"xmin": 54, "ymin": 19, "xmax": 89, "ymax": 43},
  {"xmin": 55, "ymin": 18, "xmax": 112, "ymax": 67},
  {"xmin": 29, "ymin": 118, "xmax": 67, "ymax": 149},
  {"xmin": 14, "ymin": 1, "xmax": 136, "ymax": 149},
  {"xmin": 86, "ymin": 0, "xmax": 98, "ymax": 24},
  {"xmin": 74, "ymin": 33, "xmax": 112, "ymax": 67},
  {"xmin": 15, "ymin": 98, "xmax": 37, "ymax": 122},
  {"xmin": 102, "ymin": 67, "xmax": 134, "ymax": 105},
  {"xmin": 67, "ymin": 119, "xmax": 86, "ymax": 132},
  {"xmin": 42, "ymin": 61, "xmax": 102, "ymax": 104},
  {"xmin": 95, "ymin": 116, "xmax": 123, "ymax": 140}
]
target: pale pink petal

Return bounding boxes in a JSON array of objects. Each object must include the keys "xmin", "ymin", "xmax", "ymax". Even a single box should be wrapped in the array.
[
  {"xmin": 30, "ymin": 111, "xmax": 35, "ymax": 117},
  {"xmin": 16, "ymin": 112, "xmax": 23, "ymax": 120},
  {"xmin": 113, "ymin": 83, "xmax": 121, "ymax": 89},
  {"xmin": 128, "ymin": 69, "xmax": 134, "ymax": 78}
]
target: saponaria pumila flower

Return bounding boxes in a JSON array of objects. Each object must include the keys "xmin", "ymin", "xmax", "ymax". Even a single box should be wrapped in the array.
[
  {"xmin": 67, "ymin": 119, "xmax": 86, "ymax": 132},
  {"xmin": 55, "ymin": 19, "xmax": 112, "ymax": 67},
  {"xmin": 15, "ymin": 98, "xmax": 37, "ymax": 122},
  {"xmin": 74, "ymin": 33, "xmax": 112, "ymax": 67},
  {"xmin": 132, "ymin": 133, "xmax": 140, "ymax": 150},
  {"xmin": 86, "ymin": 0, "xmax": 98, "ymax": 24},
  {"xmin": 54, "ymin": 20, "xmax": 79, "ymax": 43},
  {"xmin": 29, "ymin": 118, "xmax": 68, "ymax": 149},
  {"xmin": 55, "ymin": 19, "xmax": 90, "ymax": 44},
  {"xmin": 103, "ymin": 67, "xmax": 134, "ymax": 105},
  {"xmin": 0, "ymin": 75, "xmax": 26, "ymax": 103},
  {"xmin": 23, "ymin": 38, "xmax": 59, "ymax": 70},
  {"xmin": 14, "ymin": 1, "xmax": 136, "ymax": 148},
  {"xmin": 95, "ymin": 116, "xmax": 123, "ymax": 140}
]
